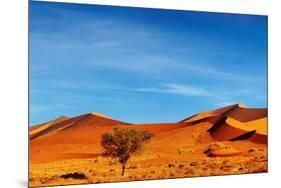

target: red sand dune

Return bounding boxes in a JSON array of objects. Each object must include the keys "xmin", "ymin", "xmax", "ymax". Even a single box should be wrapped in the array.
[
  {"xmin": 30, "ymin": 112, "xmax": 130, "ymax": 141},
  {"xmin": 227, "ymin": 107, "xmax": 267, "ymax": 123},
  {"xmin": 29, "ymin": 104, "xmax": 267, "ymax": 163},
  {"xmin": 179, "ymin": 104, "xmax": 238, "ymax": 123},
  {"xmin": 179, "ymin": 104, "xmax": 267, "ymax": 144},
  {"xmin": 29, "ymin": 116, "xmax": 69, "ymax": 139}
]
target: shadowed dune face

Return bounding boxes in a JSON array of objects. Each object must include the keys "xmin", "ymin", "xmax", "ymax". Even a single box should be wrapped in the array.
[
  {"xmin": 29, "ymin": 104, "xmax": 268, "ymax": 187},
  {"xmin": 250, "ymin": 133, "xmax": 268, "ymax": 144},
  {"xmin": 29, "ymin": 116, "xmax": 69, "ymax": 139},
  {"xmin": 227, "ymin": 107, "xmax": 267, "ymax": 123},
  {"xmin": 30, "ymin": 113, "xmax": 130, "ymax": 141},
  {"xmin": 210, "ymin": 121, "xmax": 251, "ymax": 141},
  {"xmin": 179, "ymin": 104, "xmax": 238, "ymax": 123},
  {"xmin": 178, "ymin": 104, "xmax": 268, "ymax": 144}
]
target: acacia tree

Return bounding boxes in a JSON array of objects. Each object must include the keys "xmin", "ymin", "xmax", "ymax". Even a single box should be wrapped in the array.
[{"xmin": 101, "ymin": 127, "xmax": 153, "ymax": 176}]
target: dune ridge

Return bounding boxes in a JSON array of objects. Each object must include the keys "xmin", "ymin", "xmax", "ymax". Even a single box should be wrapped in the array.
[
  {"xmin": 29, "ymin": 116, "xmax": 69, "ymax": 139},
  {"xmin": 30, "ymin": 113, "xmax": 130, "ymax": 141},
  {"xmin": 30, "ymin": 104, "xmax": 267, "ymax": 163}
]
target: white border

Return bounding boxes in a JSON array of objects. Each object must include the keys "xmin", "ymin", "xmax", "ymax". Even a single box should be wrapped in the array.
[{"xmin": 1, "ymin": 0, "xmax": 281, "ymax": 188}]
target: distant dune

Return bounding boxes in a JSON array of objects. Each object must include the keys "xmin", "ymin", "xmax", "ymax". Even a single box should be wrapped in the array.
[{"xmin": 30, "ymin": 104, "xmax": 267, "ymax": 162}]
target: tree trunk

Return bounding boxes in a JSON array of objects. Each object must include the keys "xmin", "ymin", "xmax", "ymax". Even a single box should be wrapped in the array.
[{"xmin": 121, "ymin": 163, "xmax": 125, "ymax": 176}]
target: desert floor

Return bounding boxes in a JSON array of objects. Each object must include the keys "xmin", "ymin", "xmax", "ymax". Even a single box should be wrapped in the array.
[{"xmin": 29, "ymin": 140, "xmax": 267, "ymax": 187}]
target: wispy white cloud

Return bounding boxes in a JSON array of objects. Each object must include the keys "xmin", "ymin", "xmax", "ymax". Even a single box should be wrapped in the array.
[
  {"xmin": 135, "ymin": 83, "xmax": 219, "ymax": 98},
  {"xmin": 216, "ymin": 101, "xmax": 239, "ymax": 107},
  {"xmin": 30, "ymin": 104, "xmax": 67, "ymax": 114},
  {"xmin": 132, "ymin": 83, "xmax": 266, "ymax": 108},
  {"xmin": 30, "ymin": 15, "xmax": 263, "ymax": 84}
]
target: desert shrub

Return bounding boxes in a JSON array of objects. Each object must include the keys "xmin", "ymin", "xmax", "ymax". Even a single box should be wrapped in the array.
[
  {"xmin": 168, "ymin": 163, "xmax": 176, "ymax": 168},
  {"xmin": 260, "ymin": 155, "xmax": 267, "ymax": 161},
  {"xmin": 101, "ymin": 127, "xmax": 153, "ymax": 176},
  {"xmin": 94, "ymin": 156, "xmax": 104, "ymax": 163},
  {"xmin": 223, "ymin": 160, "xmax": 229, "ymax": 165},
  {"xmin": 40, "ymin": 179, "xmax": 47, "ymax": 184},
  {"xmin": 248, "ymin": 148, "xmax": 258, "ymax": 153},
  {"xmin": 190, "ymin": 161, "xmax": 198, "ymax": 166},
  {"xmin": 220, "ymin": 165, "xmax": 231, "ymax": 170},
  {"xmin": 204, "ymin": 142, "xmax": 228, "ymax": 156},
  {"xmin": 184, "ymin": 168, "xmax": 195, "ymax": 175},
  {"xmin": 60, "ymin": 172, "xmax": 86, "ymax": 179},
  {"xmin": 127, "ymin": 165, "xmax": 138, "ymax": 169},
  {"xmin": 179, "ymin": 164, "xmax": 185, "ymax": 169},
  {"xmin": 178, "ymin": 147, "xmax": 194, "ymax": 154},
  {"xmin": 205, "ymin": 142, "xmax": 225, "ymax": 151}
]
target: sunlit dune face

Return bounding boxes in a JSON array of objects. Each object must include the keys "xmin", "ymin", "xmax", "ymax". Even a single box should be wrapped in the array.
[
  {"xmin": 91, "ymin": 112, "xmax": 111, "ymax": 119},
  {"xmin": 226, "ymin": 117, "xmax": 267, "ymax": 135}
]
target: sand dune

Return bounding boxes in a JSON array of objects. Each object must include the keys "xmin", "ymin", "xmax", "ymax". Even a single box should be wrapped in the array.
[
  {"xmin": 128, "ymin": 122, "xmax": 187, "ymax": 133},
  {"xmin": 29, "ymin": 104, "xmax": 268, "ymax": 186},
  {"xmin": 30, "ymin": 103, "xmax": 267, "ymax": 152},
  {"xmin": 178, "ymin": 104, "xmax": 267, "ymax": 144},
  {"xmin": 250, "ymin": 132, "xmax": 268, "ymax": 144},
  {"xmin": 29, "ymin": 116, "xmax": 69, "ymax": 139},
  {"xmin": 180, "ymin": 104, "xmax": 267, "ymax": 124},
  {"xmin": 30, "ymin": 113, "xmax": 131, "ymax": 163},
  {"xmin": 30, "ymin": 113, "xmax": 130, "ymax": 141},
  {"xmin": 179, "ymin": 104, "xmax": 238, "ymax": 123}
]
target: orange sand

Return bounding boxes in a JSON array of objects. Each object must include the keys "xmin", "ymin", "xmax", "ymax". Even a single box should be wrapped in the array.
[{"xmin": 29, "ymin": 104, "xmax": 268, "ymax": 187}]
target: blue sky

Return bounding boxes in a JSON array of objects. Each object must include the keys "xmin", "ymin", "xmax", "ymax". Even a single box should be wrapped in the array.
[{"xmin": 29, "ymin": 1, "xmax": 267, "ymax": 125}]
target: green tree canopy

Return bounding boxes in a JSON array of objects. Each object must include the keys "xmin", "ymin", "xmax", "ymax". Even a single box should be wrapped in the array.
[{"xmin": 101, "ymin": 127, "xmax": 154, "ymax": 176}]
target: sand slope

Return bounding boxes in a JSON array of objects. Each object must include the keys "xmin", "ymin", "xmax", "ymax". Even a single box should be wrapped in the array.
[
  {"xmin": 29, "ymin": 104, "xmax": 267, "ymax": 162},
  {"xmin": 29, "ymin": 116, "xmax": 69, "ymax": 139},
  {"xmin": 30, "ymin": 113, "xmax": 130, "ymax": 140},
  {"xmin": 180, "ymin": 104, "xmax": 267, "ymax": 144}
]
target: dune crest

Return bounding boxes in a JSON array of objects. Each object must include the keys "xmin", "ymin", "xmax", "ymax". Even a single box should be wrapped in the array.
[
  {"xmin": 91, "ymin": 112, "xmax": 111, "ymax": 119},
  {"xmin": 29, "ymin": 116, "xmax": 69, "ymax": 139},
  {"xmin": 29, "ymin": 104, "xmax": 267, "ymax": 162},
  {"xmin": 237, "ymin": 103, "xmax": 247, "ymax": 108}
]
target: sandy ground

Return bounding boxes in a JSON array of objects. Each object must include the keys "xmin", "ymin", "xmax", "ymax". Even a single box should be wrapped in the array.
[{"xmin": 29, "ymin": 141, "xmax": 267, "ymax": 187}]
